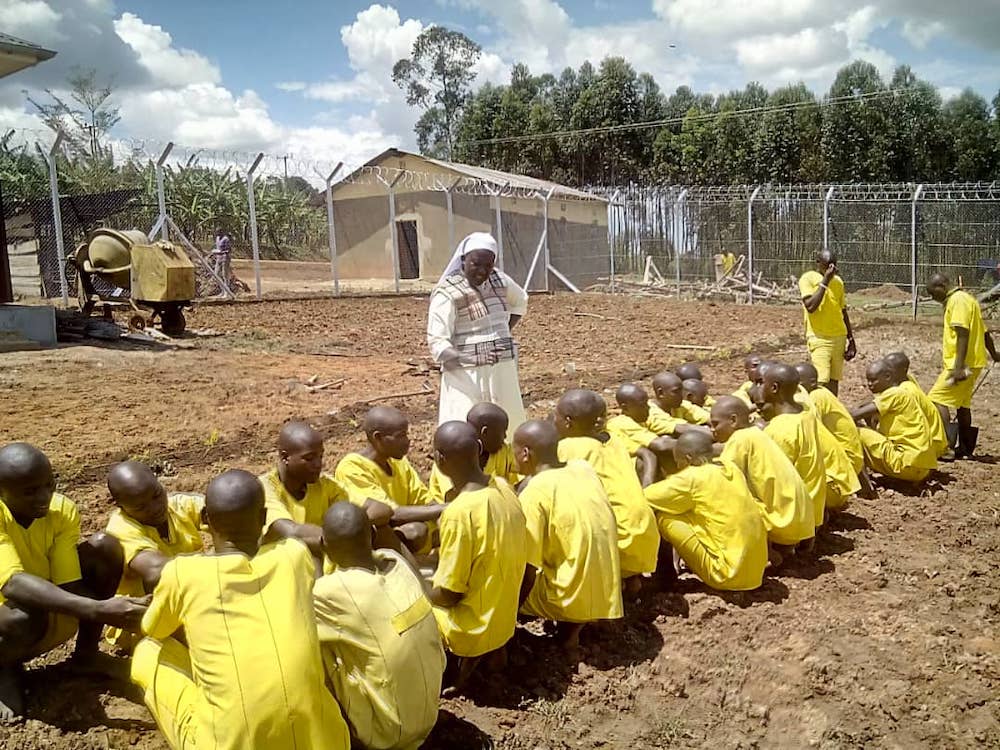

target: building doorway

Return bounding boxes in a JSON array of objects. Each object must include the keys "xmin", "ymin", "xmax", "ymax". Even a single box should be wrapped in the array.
[{"xmin": 396, "ymin": 220, "xmax": 419, "ymax": 279}]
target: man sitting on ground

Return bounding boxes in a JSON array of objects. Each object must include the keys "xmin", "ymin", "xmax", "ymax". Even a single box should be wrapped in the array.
[
  {"xmin": 851, "ymin": 359, "xmax": 937, "ymax": 484},
  {"xmin": 651, "ymin": 372, "xmax": 710, "ymax": 426},
  {"xmin": 314, "ymin": 502, "xmax": 445, "ymax": 750},
  {"xmin": 512, "ymin": 420, "xmax": 623, "ymax": 653},
  {"xmin": 644, "ymin": 431, "xmax": 768, "ymax": 591},
  {"xmin": 0, "ymin": 443, "xmax": 147, "ymax": 720},
  {"xmin": 675, "ymin": 363, "xmax": 716, "ymax": 408},
  {"xmin": 131, "ymin": 469, "xmax": 350, "ymax": 750},
  {"xmin": 428, "ymin": 422, "xmax": 528, "ymax": 688},
  {"xmin": 429, "ymin": 403, "xmax": 519, "ymax": 501},
  {"xmin": 606, "ymin": 383, "xmax": 677, "ymax": 481},
  {"xmin": 682, "ymin": 378, "xmax": 711, "ymax": 412},
  {"xmin": 555, "ymin": 390, "xmax": 660, "ymax": 590},
  {"xmin": 336, "ymin": 407, "xmax": 442, "ymax": 553},
  {"xmin": 884, "ymin": 351, "xmax": 948, "ymax": 458}
]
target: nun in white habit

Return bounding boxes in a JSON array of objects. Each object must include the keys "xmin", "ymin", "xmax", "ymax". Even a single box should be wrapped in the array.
[{"xmin": 427, "ymin": 232, "xmax": 528, "ymax": 437}]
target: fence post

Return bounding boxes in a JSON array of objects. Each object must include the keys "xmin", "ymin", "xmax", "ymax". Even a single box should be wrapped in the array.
[
  {"xmin": 323, "ymin": 162, "xmax": 343, "ymax": 297},
  {"xmin": 446, "ymin": 178, "xmax": 461, "ymax": 255},
  {"xmin": 246, "ymin": 152, "xmax": 265, "ymax": 300},
  {"xmin": 911, "ymin": 183, "xmax": 924, "ymax": 320},
  {"xmin": 41, "ymin": 132, "xmax": 69, "ymax": 305},
  {"xmin": 747, "ymin": 186, "xmax": 762, "ymax": 304},
  {"xmin": 823, "ymin": 185, "xmax": 835, "ymax": 254},
  {"xmin": 155, "ymin": 142, "xmax": 173, "ymax": 242},
  {"xmin": 387, "ymin": 172, "xmax": 405, "ymax": 293},
  {"xmin": 542, "ymin": 187, "xmax": 555, "ymax": 292},
  {"xmin": 609, "ymin": 190, "xmax": 620, "ymax": 293},
  {"xmin": 675, "ymin": 188, "xmax": 689, "ymax": 297},
  {"xmin": 493, "ymin": 182, "xmax": 510, "ymax": 272}
]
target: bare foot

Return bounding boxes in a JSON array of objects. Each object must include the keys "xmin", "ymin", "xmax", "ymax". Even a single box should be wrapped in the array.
[{"xmin": 0, "ymin": 666, "xmax": 24, "ymax": 723}]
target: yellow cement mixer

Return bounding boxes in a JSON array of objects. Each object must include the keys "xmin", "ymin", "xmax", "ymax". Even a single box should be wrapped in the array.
[{"xmin": 73, "ymin": 228, "xmax": 196, "ymax": 335}]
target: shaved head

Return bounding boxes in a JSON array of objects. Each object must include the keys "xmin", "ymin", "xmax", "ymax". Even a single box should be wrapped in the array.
[
  {"xmin": 926, "ymin": 272, "xmax": 952, "ymax": 302},
  {"xmin": 434, "ymin": 420, "xmax": 482, "ymax": 481},
  {"xmin": 884, "ymin": 351, "xmax": 910, "ymax": 384},
  {"xmin": 0, "ymin": 443, "xmax": 55, "ymax": 520},
  {"xmin": 652, "ymin": 371, "xmax": 682, "ymax": 392},
  {"xmin": 744, "ymin": 354, "xmax": 764, "ymax": 383},
  {"xmin": 512, "ymin": 419, "xmax": 561, "ymax": 475},
  {"xmin": 682, "ymin": 378, "xmax": 708, "ymax": 406},
  {"xmin": 709, "ymin": 396, "xmax": 750, "ymax": 443},
  {"xmin": 615, "ymin": 383, "xmax": 648, "ymax": 406},
  {"xmin": 467, "ymin": 402, "xmax": 509, "ymax": 454},
  {"xmin": 107, "ymin": 460, "xmax": 167, "ymax": 526},
  {"xmin": 816, "ymin": 250, "xmax": 836, "ymax": 266},
  {"xmin": 762, "ymin": 363, "xmax": 800, "ymax": 404},
  {"xmin": 675, "ymin": 363, "xmax": 703, "ymax": 381},
  {"xmin": 794, "ymin": 362, "xmax": 819, "ymax": 391},
  {"xmin": 204, "ymin": 469, "xmax": 266, "ymax": 551},
  {"xmin": 0, "ymin": 443, "xmax": 51, "ymax": 486},
  {"xmin": 652, "ymin": 371, "xmax": 684, "ymax": 410},
  {"xmin": 321, "ymin": 500, "xmax": 371, "ymax": 563},
  {"xmin": 278, "ymin": 420, "xmax": 325, "ymax": 487},
  {"xmin": 363, "ymin": 406, "xmax": 408, "ymax": 437},
  {"xmin": 555, "ymin": 389, "xmax": 605, "ymax": 438},
  {"xmin": 865, "ymin": 358, "xmax": 895, "ymax": 394},
  {"xmin": 674, "ymin": 429, "xmax": 714, "ymax": 469},
  {"xmin": 278, "ymin": 421, "xmax": 323, "ymax": 453}
]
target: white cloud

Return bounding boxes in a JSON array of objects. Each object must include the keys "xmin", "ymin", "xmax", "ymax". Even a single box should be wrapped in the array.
[
  {"xmin": 0, "ymin": 0, "xmax": 62, "ymax": 40},
  {"xmin": 735, "ymin": 29, "xmax": 847, "ymax": 73},
  {"xmin": 300, "ymin": 77, "xmax": 373, "ymax": 104},
  {"xmin": 275, "ymin": 81, "xmax": 307, "ymax": 92},
  {"xmin": 901, "ymin": 19, "xmax": 947, "ymax": 49},
  {"xmin": 654, "ymin": 0, "xmax": 833, "ymax": 39},
  {"xmin": 113, "ymin": 12, "xmax": 221, "ymax": 88}
]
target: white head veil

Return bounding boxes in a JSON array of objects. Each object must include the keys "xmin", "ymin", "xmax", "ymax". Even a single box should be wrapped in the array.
[{"xmin": 437, "ymin": 232, "xmax": 498, "ymax": 286}]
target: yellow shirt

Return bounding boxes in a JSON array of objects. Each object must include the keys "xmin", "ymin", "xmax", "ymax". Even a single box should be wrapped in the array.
[
  {"xmin": 799, "ymin": 270, "xmax": 847, "ymax": 338},
  {"xmin": 432, "ymin": 478, "xmax": 527, "ymax": 658},
  {"xmin": 557, "ymin": 436, "xmax": 659, "ymax": 577},
  {"xmin": 141, "ymin": 539, "xmax": 349, "ymax": 750},
  {"xmin": 645, "ymin": 460, "xmax": 767, "ymax": 591},
  {"xmin": 314, "ymin": 549, "xmax": 445, "ymax": 750},
  {"xmin": 901, "ymin": 377, "xmax": 948, "ymax": 457},
  {"xmin": 720, "ymin": 428, "xmax": 814, "ymax": 546},
  {"xmin": 428, "ymin": 443, "xmax": 520, "ymax": 501},
  {"xmin": 942, "ymin": 289, "xmax": 987, "ymax": 369},
  {"xmin": 816, "ymin": 421, "xmax": 862, "ymax": 502},
  {"xmin": 606, "ymin": 414, "xmax": 660, "ymax": 457},
  {"xmin": 874, "ymin": 386, "xmax": 937, "ymax": 470},
  {"xmin": 335, "ymin": 454, "xmax": 431, "ymax": 510},
  {"xmin": 0, "ymin": 492, "xmax": 81, "ymax": 605},
  {"xmin": 809, "ymin": 388, "xmax": 864, "ymax": 473},
  {"xmin": 673, "ymin": 400, "xmax": 710, "ymax": 425},
  {"xmin": 722, "ymin": 253, "xmax": 736, "ymax": 274},
  {"xmin": 764, "ymin": 411, "xmax": 827, "ymax": 528},
  {"xmin": 645, "ymin": 402, "xmax": 684, "ymax": 435},
  {"xmin": 519, "ymin": 461, "xmax": 624, "ymax": 623},
  {"xmin": 732, "ymin": 382, "xmax": 756, "ymax": 410},
  {"xmin": 260, "ymin": 469, "xmax": 352, "ymax": 529}
]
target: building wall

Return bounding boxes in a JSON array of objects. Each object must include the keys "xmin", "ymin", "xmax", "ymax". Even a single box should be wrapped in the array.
[{"xmin": 330, "ymin": 154, "xmax": 609, "ymax": 286}]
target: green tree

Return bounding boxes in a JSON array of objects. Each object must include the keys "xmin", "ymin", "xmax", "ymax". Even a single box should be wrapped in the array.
[
  {"xmin": 887, "ymin": 65, "xmax": 949, "ymax": 181},
  {"xmin": 392, "ymin": 26, "xmax": 481, "ymax": 160},
  {"xmin": 753, "ymin": 84, "xmax": 822, "ymax": 182},
  {"xmin": 820, "ymin": 60, "xmax": 894, "ymax": 181},
  {"xmin": 943, "ymin": 89, "xmax": 996, "ymax": 180},
  {"xmin": 25, "ymin": 67, "xmax": 120, "ymax": 158}
]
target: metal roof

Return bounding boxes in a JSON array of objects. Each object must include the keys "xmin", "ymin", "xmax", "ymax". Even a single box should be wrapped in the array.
[
  {"xmin": 363, "ymin": 148, "xmax": 607, "ymax": 202},
  {"xmin": 0, "ymin": 31, "xmax": 56, "ymax": 79}
]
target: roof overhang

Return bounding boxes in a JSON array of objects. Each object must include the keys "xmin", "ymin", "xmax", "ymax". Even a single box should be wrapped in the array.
[{"xmin": 0, "ymin": 34, "xmax": 56, "ymax": 79}]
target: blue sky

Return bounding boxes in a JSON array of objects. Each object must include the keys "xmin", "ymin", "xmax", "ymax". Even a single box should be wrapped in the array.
[{"xmin": 1, "ymin": 1, "xmax": 998, "ymax": 168}]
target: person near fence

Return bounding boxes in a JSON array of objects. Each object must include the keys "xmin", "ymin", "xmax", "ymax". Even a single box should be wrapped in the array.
[
  {"xmin": 211, "ymin": 229, "xmax": 232, "ymax": 283},
  {"xmin": 799, "ymin": 251, "xmax": 857, "ymax": 396},
  {"xmin": 427, "ymin": 232, "xmax": 528, "ymax": 441},
  {"xmin": 925, "ymin": 274, "xmax": 1000, "ymax": 459}
]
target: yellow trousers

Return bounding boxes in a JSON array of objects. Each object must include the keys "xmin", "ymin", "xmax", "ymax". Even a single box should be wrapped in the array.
[
  {"xmin": 658, "ymin": 516, "xmax": 763, "ymax": 592},
  {"xmin": 859, "ymin": 428, "xmax": 931, "ymax": 483},
  {"xmin": 927, "ymin": 368, "xmax": 982, "ymax": 410},
  {"xmin": 807, "ymin": 334, "xmax": 847, "ymax": 383},
  {"xmin": 131, "ymin": 637, "xmax": 197, "ymax": 750}
]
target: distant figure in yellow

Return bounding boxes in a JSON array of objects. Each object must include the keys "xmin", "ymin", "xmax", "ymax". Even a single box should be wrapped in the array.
[
  {"xmin": 799, "ymin": 250, "xmax": 857, "ymax": 395},
  {"xmin": 759, "ymin": 364, "xmax": 828, "ymax": 531},
  {"xmin": 710, "ymin": 397, "xmax": 814, "ymax": 560},
  {"xmin": 851, "ymin": 359, "xmax": 937, "ymax": 484},
  {"xmin": 314, "ymin": 502, "xmax": 444, "ymax": 750},
  {"xmin": 428, "ymin": 422, "xmax": 528, "ymax": 687},
  {"xmin": 884, "ymin": 352, "xmax": 948, "ymax": 458},
  {"xmin": 554, "ymin": 389, "xmax": 659, "ymax": 586},
  {"xmin": 645, "ymin": 431, "xmax": 768, "ymax": 591},
  {"xmin": 512, "ymin": 420, "xmax": 623, "ymax": 652},
  {"xmin": 131, "ymin": 469, "xmax": 350, "ymax": 750},
  {"xmin": 925, "ymin": 273, "xmax": 1000, "ymax": 458},
  {"xmin": 794, "ymin": 364, "xmax": 863, "ymax": 473},
  {"xmin": 336, "ymin": 407, "xmax": 442, "ymax": 553},
  {"xmin": 429, "ymin": 403, "xmax": 519, "ymax": 501},
  {"xmin": 722, "ymin": 251, "xmax": 737, "ymax": 276}
]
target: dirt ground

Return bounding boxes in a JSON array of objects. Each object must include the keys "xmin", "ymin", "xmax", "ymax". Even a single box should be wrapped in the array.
[{"xmin": 1, "ymin": 293, "xmax": 998, "ymax": 750}]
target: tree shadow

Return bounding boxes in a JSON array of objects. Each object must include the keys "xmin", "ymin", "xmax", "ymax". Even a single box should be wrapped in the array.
[
  {"xmin": 23, "ymin": 661, "xmax": 155, "ymax": 733},
  {"xmin": 423, "ymin": 710, "xmax": 495, "ymax": 750}
]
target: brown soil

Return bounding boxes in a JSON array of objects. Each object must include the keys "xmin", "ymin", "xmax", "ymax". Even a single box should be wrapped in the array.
[
  {"xmin": 854, "ymin": 283, "xmax": 912, "ymax": 301},
  {"xmin": 1, "ymin": 293, "xmax": 998, "ymax": 750}
]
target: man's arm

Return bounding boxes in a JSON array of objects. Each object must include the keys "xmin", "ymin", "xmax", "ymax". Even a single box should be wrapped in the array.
[
  {"xmin": 129, "ymin": 550, "xmax": 172, "ymax": 594},
  {"xmin": 801, "ymin": 266, "xmax": 837, "ymax": 314},
  {"xmin": 951, "ymin": 326, "xmax": 971, "ymax": 381},
  {"xmin": 390, "ymin": 504, "xmax": 445, "ymax": 525},
  {"xmin": 265, "ymin": 519, "xmax": 322, "ymax": 554},
  {"xmin": 635, "ymin": 447, "xmax": 658, "ymax": 488},
  {"xmin": 843, "ymin": 309, "xmax": 857, "ymax": 360},
  {"xmin": 850, "ymin": 402, "xmax": 879, "ymax": 424},
  {"xmin": 428, "ymin": 585, "xmax": 463, "ymax": 607},
  {"xmin": 985, "ymin": 330, "xmax": 998, "ymax": 362},
  {"xmin": 2, "ymin": 573, "xmax": 146, "ymax": 629}
]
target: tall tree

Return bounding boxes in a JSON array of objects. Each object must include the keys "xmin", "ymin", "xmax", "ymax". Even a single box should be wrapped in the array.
[
  {"xmin": 25, "ymin": 67, "xmax": 120, "ymax": 158},
  {"xmin": 943, "ymin": 89, "xmax": 996, "ymax": 180},
  {"xmin": 888, "ymin": 65, "xmax": 949, "ymax": 181},
  {"xmin": 820, "ymin": 61, "xmax": 894, "ymax": 181},
  {"xmin": 392, "ymin": 26, "xmax": 481, "ymax": 160}
]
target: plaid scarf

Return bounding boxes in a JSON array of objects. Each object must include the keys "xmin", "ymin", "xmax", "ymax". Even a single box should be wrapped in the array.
[
  {"xmin": 438, "ymin": 270, "xmax": 508, "ymax": 321},
  {"xmin": 436, "ymin": 271, "xmax": 516, "ymax": 366}
]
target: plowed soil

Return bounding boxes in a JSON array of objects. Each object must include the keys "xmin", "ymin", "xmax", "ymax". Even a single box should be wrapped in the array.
[{"xmin": 1, "ymin": 293, "xmax": 998, "ymax": 750}]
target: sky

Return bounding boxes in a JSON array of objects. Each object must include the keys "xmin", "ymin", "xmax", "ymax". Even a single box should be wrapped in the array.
[{"xmin": 1, "ymin": 0, "xmax": 999, "ymax": 170}]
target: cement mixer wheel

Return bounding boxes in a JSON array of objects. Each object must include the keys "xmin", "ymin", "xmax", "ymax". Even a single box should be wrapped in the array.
[
  {"xmin": 160, "ymin": 305, "xmax": 186, "ymax": 337},
  {"xmin": 128, "ymin": 314, "xmax": 146, "ymax": 332}
]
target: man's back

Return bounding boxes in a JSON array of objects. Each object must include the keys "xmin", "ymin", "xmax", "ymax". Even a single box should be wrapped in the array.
[
  {"xmin": 764, "ymin": 411, "xmax": 827, "ymax": 529},
  {"xmin": 874, "ymin": 386, "xmax": 937, "ymax": 469},
  {"xmin": 141, "ymin": 539, "xmax": 348, "ymax": 750},
  {"xmin": 809, "ymin": 387, "xmax": 864, "ymax": 472}
]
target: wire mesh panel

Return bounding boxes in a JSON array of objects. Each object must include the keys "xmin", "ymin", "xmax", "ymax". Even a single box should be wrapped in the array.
[
  {"xmin": 919, "ymin": 186, "xmax": 1000, "ymax": 292},
  {"xmin": 752, "ymin": 186, "xmax": 826, "ymax": 289}
]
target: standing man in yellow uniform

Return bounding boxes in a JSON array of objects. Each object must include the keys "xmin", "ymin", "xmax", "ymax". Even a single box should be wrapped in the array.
[
  {"xmin": 131, "ymin": 469, "xmax": 350, "ymax": 750},
  {"xmin": 926, "ymin": 274, "xmax": 1000, "ymax": 458},
  {"xmin": 799, "ymin": 250, "xmax": 857, "ymax": 395}
]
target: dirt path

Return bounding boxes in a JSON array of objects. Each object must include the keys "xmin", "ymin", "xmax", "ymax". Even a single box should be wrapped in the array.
[{"xmin": 1, "ymin": 295, "xmax": 997, "ymax": 749}]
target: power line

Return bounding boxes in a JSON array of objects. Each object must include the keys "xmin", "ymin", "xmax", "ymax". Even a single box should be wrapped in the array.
[{"xmin": 458, "ymin": 88, "xmax": 907, "ymax": 147}]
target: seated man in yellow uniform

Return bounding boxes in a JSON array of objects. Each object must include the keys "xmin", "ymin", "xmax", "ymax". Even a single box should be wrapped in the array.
[
  {"xmin": 798, "ymin": 250, "xmax": 857, "ymax": 395},
  {"xmin": 0, "ymin": 443, "xmax": 147, "ymax": 720},
  {"xmin": 644, "ymin": 431, "xmax": 767, "ymax": 591},
  {"xmin": 759, "ymin": 364, "xmax": 828, "ymax": 533},
  {"xmin": 429, "ymin": 403, "xmax": 519, "ymax": 501},
  {"xmin": 262, "ymin": 421, "xmax": 396, "ymax": 554},
  {"xmin": 925, "ymin": 274, "xmax": 1000, "ymax": 458},
  {"xmin": 709, "ymin": 398, "xmax": 814, "ymax": 562},
  {"xmin": 336, "ymin": 407, "xmax": 442, "ymax": 553},
  {"xmin": 428, "ymin": 422, "xmax": 528, "ymax": 689},
  {"xmin": 606, "ymin": 383, "xmax": 679, "ymax": 482},
  {"xmin": 884, "ymin": 352, "xmax": 948, "ymax": 458},
  {"xmin": 682, "ymin": 379, "xmax": 711, "ymax": 412},
  {"xmin": 104, "ymin": 460, "xmax": 206, "ymax": 650},
  {"xmin": 554, "ymin": 390, "xmax": 660, "ymax": 590},
  {"xmin": 851, "ymin": 359, "xmax": 938, "ymax": 484},
  {"xmin": 675, "ymin": 363, "xmax": 716, "ymax": 408},
  {"xmin": 512, "ymin": 420, "xmax": 623, "ymax": 652},
  {"xmin": 651, "ymin": 371, "xmax": 710, "ymax": 426},
  {"xmin": 131, "ymin": 469, "xmax": 350, "ymax": 750},
  {"xmin": 732, "ymin": 353, "xmax": 764, "ymax": 410},
  {"xmin": 314, "ymin": 502, "xmax": 445, "ymax": 750}
]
